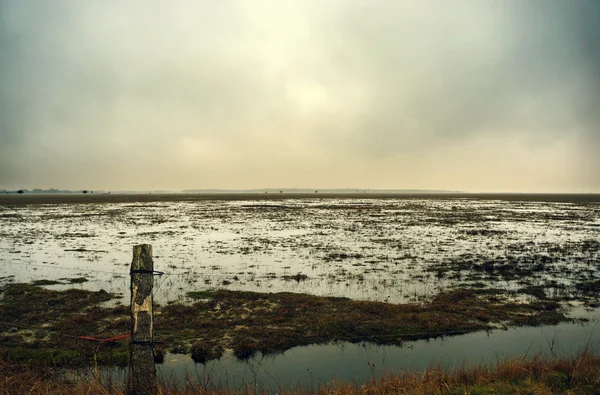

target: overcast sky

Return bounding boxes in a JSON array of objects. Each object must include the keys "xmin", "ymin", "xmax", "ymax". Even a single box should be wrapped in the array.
[{"xmin": 1, "ymin": 1, "xmax": 599, "ymax": 192}]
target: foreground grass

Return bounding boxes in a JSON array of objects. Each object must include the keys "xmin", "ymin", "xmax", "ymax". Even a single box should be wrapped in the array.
[
  {"xmin": 0, "ymin": 284, "xmax": 566, "ymax": 366},
  {"xmin": 1, "ymin": 352, "xmax": 599, "ymax": 394}
]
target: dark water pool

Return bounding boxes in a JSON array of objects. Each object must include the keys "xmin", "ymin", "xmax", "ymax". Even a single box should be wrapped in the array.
[{"xmin": 142, "ymin": 307, "xmax": 600, "ymax": 391}]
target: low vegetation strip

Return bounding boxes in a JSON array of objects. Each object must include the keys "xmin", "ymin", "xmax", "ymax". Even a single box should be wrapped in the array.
[
  {"xmin": 164, "ymin": 288, "xmax": 564, "ymax": 362},
  {"xmin": 1, "ymin": 352, "xmax": 599, "ymax": 394},
  {"xmin": 1, "ymin": 192, "xmax": 599, "ymax": 206},
  {"xmin": 0, "ymin": 283, "xmax": 566, "ymax": 366}
]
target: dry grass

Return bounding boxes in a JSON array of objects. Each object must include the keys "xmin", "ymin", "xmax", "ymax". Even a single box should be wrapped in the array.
[{"xmin": 1, "ymin": 351, "xmax": 599, "ymax": 394}]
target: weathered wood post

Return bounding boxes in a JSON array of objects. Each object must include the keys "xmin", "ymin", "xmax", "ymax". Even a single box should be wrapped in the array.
[{"xmin": 128, "ymin": 244, "xmax": 157, "ymax": 394}]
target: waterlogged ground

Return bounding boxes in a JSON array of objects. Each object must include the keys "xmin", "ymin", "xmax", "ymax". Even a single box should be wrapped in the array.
[
  {"xmin": 1, "ymin": 195, "xmax": 599, "ymax": 306},
  {"xmin": 1, "ymin": 194, "xmax": 600, "ymax": 389}
]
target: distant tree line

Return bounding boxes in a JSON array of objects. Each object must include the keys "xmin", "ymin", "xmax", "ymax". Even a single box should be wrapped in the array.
[{"xmin": 0, "ymin": 188, "xmax": 95, "ymax": 194}]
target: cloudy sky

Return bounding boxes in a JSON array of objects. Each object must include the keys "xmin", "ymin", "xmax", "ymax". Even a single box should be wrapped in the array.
[{"xmin": 1, "ymin": 1, "xmax": 598, "ymax": 192}]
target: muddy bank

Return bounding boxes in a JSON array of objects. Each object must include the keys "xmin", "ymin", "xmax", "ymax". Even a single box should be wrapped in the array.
[{"xmin": 0, "ymin": 283, "xmax": 568, "ymax": 367}]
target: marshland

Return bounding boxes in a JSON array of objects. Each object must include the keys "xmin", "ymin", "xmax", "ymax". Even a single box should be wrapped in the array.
[
  {"xmin": 0, "ymin": 193, "xmax": 599, "ymax": 393},
  {"xmin": 4, "ymin": 0, "xmax": 600, "ymax": 392}
]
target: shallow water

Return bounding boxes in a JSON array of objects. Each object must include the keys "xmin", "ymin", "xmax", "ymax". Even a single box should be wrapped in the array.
[
  {"xmin": 2, "ymin": 197, "xmax": 600, "ymax": 389},
  {"xmin": 96, "ymin": 307, "xmax": 599, "ymax": 391},
  {"xmin": 1, "ymin": 198, "xmax": 598, "ymax": 304}
]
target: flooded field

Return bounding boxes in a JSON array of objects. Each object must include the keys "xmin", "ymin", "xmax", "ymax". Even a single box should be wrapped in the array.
[
  {"xmin": 1, "ymin": 194, "xmax": 599, "ymax": 304},
  {"xmin": 1, "ymin": 193, "xmax": 599, "ymax": 389}
]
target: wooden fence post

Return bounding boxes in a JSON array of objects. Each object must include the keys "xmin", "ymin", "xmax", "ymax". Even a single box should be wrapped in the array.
[{"xmin": 128, "ymin": 244, "xmax": 157, "ymax": 394}]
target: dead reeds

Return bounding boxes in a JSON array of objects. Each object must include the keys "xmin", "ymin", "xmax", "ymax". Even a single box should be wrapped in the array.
[{"xmin": 1, "ymin": 350, "xmax": 599, "ymax": 394}]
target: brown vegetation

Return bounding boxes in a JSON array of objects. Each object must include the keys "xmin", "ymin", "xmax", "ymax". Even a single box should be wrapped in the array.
[
  {"xmin": 0, "ymin": 284, "xmax": 565, "ymax": 366},
  {"xmin": 1, "ymin": 351, "xmax": 599, "ymax": 394}
]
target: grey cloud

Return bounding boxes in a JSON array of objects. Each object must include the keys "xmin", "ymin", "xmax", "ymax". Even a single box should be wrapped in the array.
[
  {"xmin": 0, "ymin": 0, "xmax": 598, "ymax": 191},
  {"xmin": 314, "ymin": 1, "xmax": 600, "ymax": 159}
]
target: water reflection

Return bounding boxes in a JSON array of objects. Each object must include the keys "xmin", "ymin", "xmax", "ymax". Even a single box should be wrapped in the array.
[{"xmin": 136, "ymin": 313, "xmax": 600, "ymax": 391}]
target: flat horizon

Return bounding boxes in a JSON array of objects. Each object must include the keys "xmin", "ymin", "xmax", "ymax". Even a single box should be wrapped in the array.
[
  {"xmin": 3, "ymin": 187, "xmax": 600, "ymax": 194},
  {"xmin": 2, "ymin": 191, "xmax": 599, "ymax": 207}
]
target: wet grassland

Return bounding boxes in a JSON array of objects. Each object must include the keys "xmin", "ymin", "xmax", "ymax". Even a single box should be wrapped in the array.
[{"xmin": 0, "ymin": 194, "xmax": 599, "ymax": 367}]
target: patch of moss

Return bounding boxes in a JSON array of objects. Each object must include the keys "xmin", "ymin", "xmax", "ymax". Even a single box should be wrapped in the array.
[
  {"xmin": 186, "ymin": 291, "xmax": 214, "ymax": 299},
  {"xmin": 67, "ymin": 277, "xmax": 89, "ymax": 284},
  {"xmin": 30, "ymin": 280, "xmax": 62, "ymax": 286}
]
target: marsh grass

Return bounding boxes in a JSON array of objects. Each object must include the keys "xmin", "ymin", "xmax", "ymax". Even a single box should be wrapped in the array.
[
  {"xmin": 0, "ymin": 283, "xmax": 567, "ymax": 366},
  {"xmin": 164, "ymin": 287, "xmax": 564, "ymax": 361}
]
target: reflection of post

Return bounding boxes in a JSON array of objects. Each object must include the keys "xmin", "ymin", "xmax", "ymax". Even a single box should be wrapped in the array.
[{"xmin": 128, "ymin": 244, "xmax": 156, "ymax": 395}]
